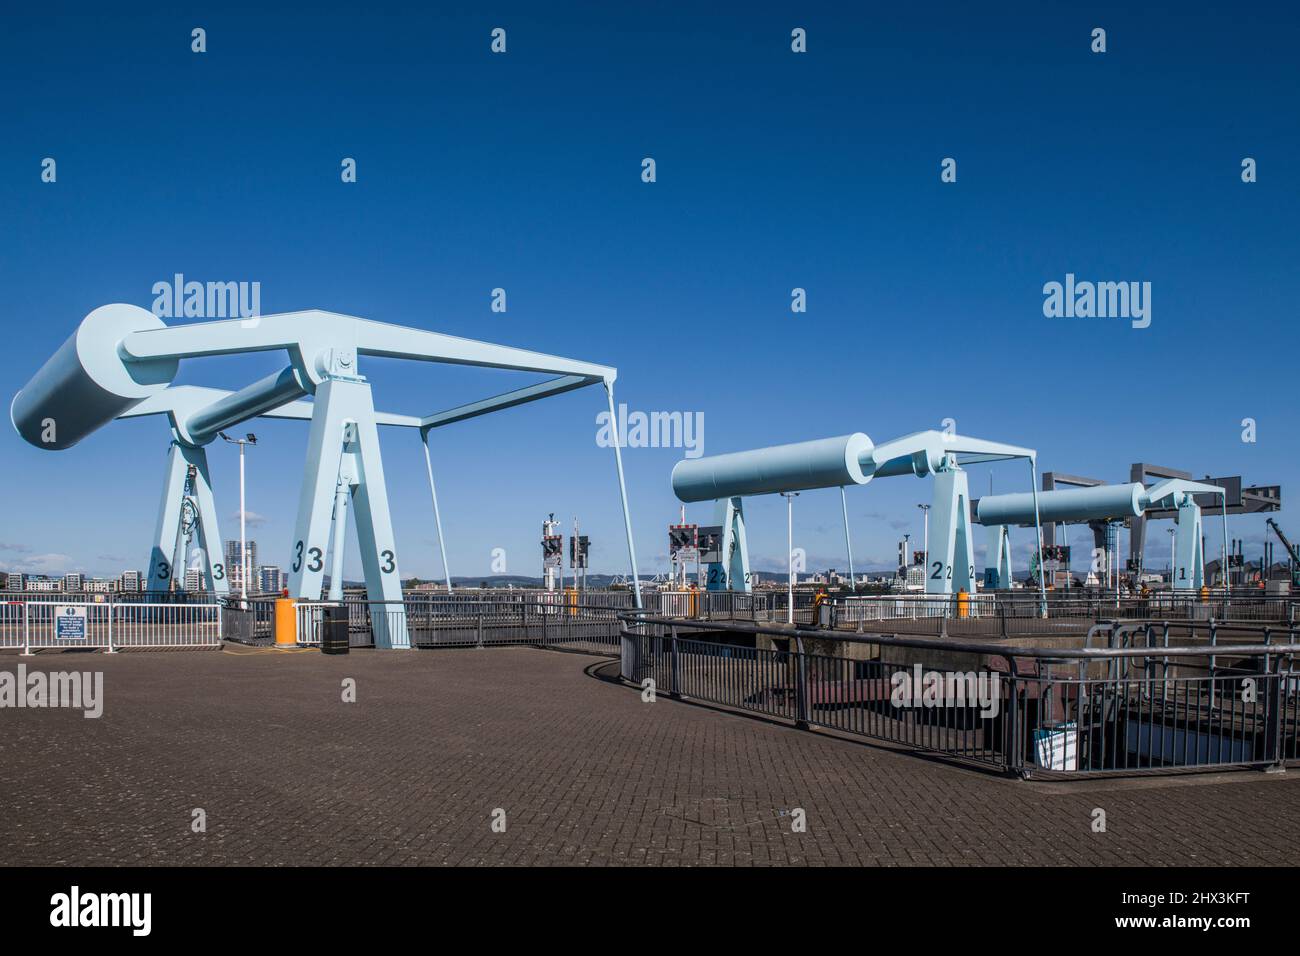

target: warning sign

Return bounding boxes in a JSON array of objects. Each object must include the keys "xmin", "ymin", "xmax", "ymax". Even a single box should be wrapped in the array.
[{"xmin": 54, "ymin": 605, "xmax": 87, "ymax": 641}]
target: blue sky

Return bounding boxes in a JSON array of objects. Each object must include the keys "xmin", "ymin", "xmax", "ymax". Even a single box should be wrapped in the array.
[{"xmin": 2, "ymin": 2, "xmax": 1297, "ymax": 581}]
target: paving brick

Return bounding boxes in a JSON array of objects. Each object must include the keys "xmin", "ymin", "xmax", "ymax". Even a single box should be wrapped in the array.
[{"xmin": 0, "ymin": 646, "xmax": 1297, "ymax": 866}]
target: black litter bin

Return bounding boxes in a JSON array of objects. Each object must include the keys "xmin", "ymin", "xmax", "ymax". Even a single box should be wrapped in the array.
[{"xmin": 321, "ymin": 605, "xmax": 350, "ymax": 655}]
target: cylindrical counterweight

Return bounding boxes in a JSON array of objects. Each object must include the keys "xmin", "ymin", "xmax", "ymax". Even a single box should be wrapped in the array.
[
  {"xmin": 10, "ymin": 304, "xmax": 178, "ymax": 450},
  {"xmin": 976, "ymin": 482, "xmax": 1144, "ymax": 527},
  {"xmin": 671, "ymin": 433, "xmax": 874, "ymax": 503},
  {"xmin": 184, "ymin": 366, "xmax": 309, "ymax": 445}
]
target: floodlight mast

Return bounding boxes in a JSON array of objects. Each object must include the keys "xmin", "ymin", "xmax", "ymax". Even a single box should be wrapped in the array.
[
  {"xmin": 11, "ymin": 305, "xmax": 645, "ymax": 646},
  {"xmin": 218, "ymin": 431, "xmax": 257, "ymax": 605}
]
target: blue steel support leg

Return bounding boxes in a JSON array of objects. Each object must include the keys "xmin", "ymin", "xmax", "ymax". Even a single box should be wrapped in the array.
[
  {"xmin": 926, "ymin": 466, "xmax": 976, "ymax": 595},
  {"xmin": 707, "ymin": 496, "xmax": 750, "ymax": 592},
  {"xmin": 730, "ymin": 497, "xmax": 751, "ymax": 592},
  {"xmin": 149, "ymin": 442, "xmax": 188, "ymax": 592},
  {"xmin": 327, "ymin": 440, "xmax": 353, "ymax": 603},
  {"xmin": 288, "ymin": 377, "xmax": 408, "ymax": 647},
  {"xmin": 184, "ymin": 443, "xmax": 229, "ymax": 595},
  {"xmin": 342, "ymin": 388, "xmax": 409, "ymax": 647},
  {"xmin": 288, "ymin": 383, "xmax": 350, "ymax": 602},
  {"xmin": 169, "ymin": 495, "xmax": 188, "ymax": 592},
  {"xmin": 984, "ymin": 524, "xmax": 1011, "ymax": 589},
  {"xmin": 706, "ymin": 498, "xmax": 728, "ymax": 591},
  {"xmin": 1173, "ymin": 496, "xmax": 1205, "ymax": 590}
]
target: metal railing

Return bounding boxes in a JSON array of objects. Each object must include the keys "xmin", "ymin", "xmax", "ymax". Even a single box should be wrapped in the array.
[
  {"xmin": 294, "ymin": 595, "xmax": 623, "ymax": 652},
  {"xmin": 0, "ymin": 589, "xmax": 223, "ymax": 606},
  {"xmin": 829, "ymin": 591, "xmax": 1299, "ymax": 638},
  {"xmin": 0, "ymin": 600, "xmax": 27, "ymax": 649},
  {"xmin": 219, "ymin": 597, "xmax": 276, "ymax": 644},
  {"xmin": 9, "ymin": 601, "xmax": 223, "ymax": 653},
  {"xmin": 108, "ymin": 602, "xmax": 222, "ymax": 649},
  {"xmin": 618, "ymin": 613, "xmax": 1300, "ymax": 779}
]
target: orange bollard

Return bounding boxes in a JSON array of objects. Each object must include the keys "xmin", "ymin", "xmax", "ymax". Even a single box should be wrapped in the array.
[
  {"xmin": 274, "ymin": 597, "xmax": 298, "ymax": 646},
  {"xmin": 956, "ymin": 589, "xmax": 969, "ymax": 619}
]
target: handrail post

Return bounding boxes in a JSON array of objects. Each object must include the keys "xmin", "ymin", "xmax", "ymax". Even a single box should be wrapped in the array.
[
  {"xmin": 669, "ymin": 625, "xmax": 681, "ymax": 698},
  {"xmin": 1007, "ymin": 671, "xmax": 1021, "ymax": 776},
  {"xmin": 1264, "ymin": 652, "xmax": 1286, "ymax": 772},
  {"xmin": 794, "ymin": 635, "xmax": 811, "ymax": 729}
]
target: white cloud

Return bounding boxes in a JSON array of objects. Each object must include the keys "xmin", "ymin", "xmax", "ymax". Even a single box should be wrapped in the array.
[{"xmin": 230, "ymin": 510, "xmax": 268, "ymax": 528}]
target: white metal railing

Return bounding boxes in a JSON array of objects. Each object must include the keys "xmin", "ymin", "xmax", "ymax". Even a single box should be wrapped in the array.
[
  {"xmin": 110, "ymin": 602, "xmax": 221, "ymax": 648},
  {"xmin": 295, "ymin": 601, "xmax": 344, "ymax": 645},
  {"xmin": 14, "ymin": 601, "xmax": 221, "ymax": 652},
  {"xmin": 23, "ymin": 601, "xmax": 113, "ymax": 651},
  {"xmin": 833, "ymin": 594, "xmax": 992, "ymax": 626},
  {"xmin": 1, "ymin": 601, "xmax": 25, "ymax": 649}
]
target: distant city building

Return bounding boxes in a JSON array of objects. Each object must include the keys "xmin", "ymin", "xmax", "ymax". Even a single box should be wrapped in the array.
[
  {"xmin": 183, "ymin": 568, "xmax": 205, "ymax": 592},
  {"xmin": 5, "ymin": 573, "xmax": 25, "ymax": 591},
  {"xmin": 86, "ymin": 578, "xmax": 114, "ymax": 593},
  {"xmin": 225, "ymin": 540, "xmax": 258, "ymax": 592},
  {"xmin": 28, "ymin": 577, "xmax": 59, "ymax": 591},
  {"xmin": 258, "ymin": 565, "xmax": 285, "ymax": 594},
  {"xmin": 119, "ymin": 570, "xmax": 143, "ymax": 593},
  {"xmin": 62, "ymin": 572, "xmax": 84, "ymax": 592}
]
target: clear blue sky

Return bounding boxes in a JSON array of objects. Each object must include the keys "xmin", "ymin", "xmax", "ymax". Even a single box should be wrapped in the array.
[{"xmin": 2, "ymin": 2, "xmax": 1297, "ymax": 581}]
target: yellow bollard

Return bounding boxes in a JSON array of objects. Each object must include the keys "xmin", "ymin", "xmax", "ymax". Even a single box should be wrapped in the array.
[
  {"xmin": 956, "ymin": 589, "xmax": 969, "ymax": 619},
  {"xmin": 274, "ymin": 597, "xmax": 298, "ymax": 647},
  {"xmin": 565, "ymin": 587, "xmax": 578, "ymax": 617},
  {"xmin": 1199, "ymin": 585, "xmax": 1209, "ymax": 604}
]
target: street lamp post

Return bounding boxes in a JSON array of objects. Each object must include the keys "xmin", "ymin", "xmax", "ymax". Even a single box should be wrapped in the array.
[{"xmin": 219, "ymin": 432, "xmax": 257, "ymax": 605}]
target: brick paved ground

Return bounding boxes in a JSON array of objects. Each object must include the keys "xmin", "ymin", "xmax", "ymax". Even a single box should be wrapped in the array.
[{"xmin": 1, "ymin": 645, "xmax": 1297, "ymax": 866}]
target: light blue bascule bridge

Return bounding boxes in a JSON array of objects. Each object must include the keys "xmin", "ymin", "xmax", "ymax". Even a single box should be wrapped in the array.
[
  {"xmin": 11, "ymin": 304, "xmax": 643, "ymax": 647},
  {"xmin": 975, "ymin": 477, "xmax": 1230, "ymax": 591},
  {"xmin": 671, "ymin": 429, "xmax": 1047, "ymax": 606}
]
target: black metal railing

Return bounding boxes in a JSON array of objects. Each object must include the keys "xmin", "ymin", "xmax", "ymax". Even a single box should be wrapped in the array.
[
  {"xmin": 219, "ymin": 597, "xmax": 276, "ymax": 644},
  {"xmin": 617, "ymin": 613, "xmax": 1300, "ymax": 779},
  {"xmin": 828, "ymin": 591, "xmax": 1298, "ymax": 638},
  {"xmin": 294, "ymin": 595, "xmax": 624, "ymax": 652}
]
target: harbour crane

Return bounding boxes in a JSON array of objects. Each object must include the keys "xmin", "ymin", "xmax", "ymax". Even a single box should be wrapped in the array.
[{"xmin": 1265, "ymin": 519, "xmax": 1300, "ymax": 586}]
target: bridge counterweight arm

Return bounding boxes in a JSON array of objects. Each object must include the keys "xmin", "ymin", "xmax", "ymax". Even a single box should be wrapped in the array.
[
  {"xmin": 421, "ymin": 375, "xmax": 596, "ymax": 430},
  {"xmin": 120, "ymin": 312, "xmax": 617, "ymax": 381}
]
